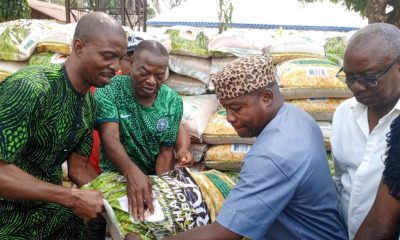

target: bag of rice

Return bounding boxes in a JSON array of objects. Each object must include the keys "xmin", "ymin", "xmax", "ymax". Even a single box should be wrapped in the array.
[
  {"xmin": 318, "ymin": 121, "xmax": 332, "ymax": 151},
  {"xmin": 0, "ymin": 60, "xmax": 27, "ymax": 82},
  {"xmin": 181, "ymin": 94, "xmax": 219, "ymax": 140},
  {"xmin": 277, "ymin": 58, "xmax": 346, "ymax": 89},
  {"xmin": 287, "ymin": 98, "xmax": 345, "ymax": 121},
  {"xmin": 205, "ymin": 144, "xmax": 251, "ymax": 171},
  {"xmin": 35, "ymin": 22, "xmax": 76, "ymax": 55},
  {"xmin": 189, "ymin": 143, "xmax": 209, "ymax": 163},
  {"xmin": 269, "ymin": 35, "xmax": 325, "ymax": 64},
  {"xmin": 0, "ymin": 19, "xmax": 47, "ymax": 61},
  {"xmin": 165, "ymin": 74, "xmax": 207, "ymax": 96},
  {"xmin": 208, "ymin": 30, "xmax": 273, "ymax": 58},
  {"xmin": 83, "ymin": 168, "xmax": 234, "ymax": 240},
  {"xmin": 28, "ymin": 52, "xmax": 67, "ymax": 66},
  {"xmin": 165, "ymin": 28, "xmax": 209, "ymax": 58},
  {"xmin": 168, "ymin": 54, "xmax": 211, "ymax": 84},
  {"xmin": 209, "ymin": 57, "xmax": 237, "ymax": 75},
  {"xmin": 203, "ymin": 109, "xmax": 256, "ymax": 145}
]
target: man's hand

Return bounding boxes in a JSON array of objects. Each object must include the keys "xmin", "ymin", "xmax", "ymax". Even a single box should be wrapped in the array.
[
  {"xmin": 176, "ymin": 150, "xmax": 194, "ymax": 167},
  {"xmin": 70, "ymin": 188, "xmax": 104, "ymax": 221},
  {"xmin": 126, "ymin": 169, "xmax": 154, "ymax": 222},
  {"xmin": 125, "ymin": 232, "xmax": 142, "ymax": 240}
]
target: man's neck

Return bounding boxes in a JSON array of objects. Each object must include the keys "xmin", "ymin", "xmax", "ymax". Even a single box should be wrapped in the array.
[
  {"xmin": 368, "ymin": 98, "xmax": 399, "ymax": 133},
  {"xmin": 132, "ymin": 89, "xmax": 157, "ymax": 107},
  {"xmin": 64, "ymin": 59, "xmax": 89, "ymax": 95}
]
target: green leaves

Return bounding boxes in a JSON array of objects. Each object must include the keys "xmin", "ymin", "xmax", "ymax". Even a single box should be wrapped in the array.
[{"xmin": 0, "ymin": 0, "xmax": 30, "ymax": 23}]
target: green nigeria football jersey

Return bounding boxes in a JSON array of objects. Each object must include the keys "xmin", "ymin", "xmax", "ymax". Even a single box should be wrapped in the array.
[{"xmin": 95, "ymin": 75, "xmax": 183, "ymax": 175}]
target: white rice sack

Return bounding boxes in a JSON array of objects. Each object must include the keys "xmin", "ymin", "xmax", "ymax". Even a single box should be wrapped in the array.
[
  {"xmin": 0, "ymin": 19, "xmax": 47, "ymax": 61},
  {"xmin": 209, "ymin": 57, "xmax": 237, "ymax": 75},
  {"xmin": 28, "ymin": 52, "xmax": 68, "ymax": 66},
  {"xmin": 181, "ymin": 94, "xmax": 219, "ymax": 139},
  {"xmin": 269, "ymin": 35, "xmax": 325, "ymax": 64},
  {"xmin": 208, "ymin": 30, "xmax": 274, "ymax": 58},
  {"xmin": 165, "ymin": 74, "xmax": 207, "ymax": 96},
  {"xmin": 36, "ymin": 22, "xmax": 76, "ymax": 55},
  {"xmin": 168, "ymin": 54, "xmax": 211, "ymax": 84}
]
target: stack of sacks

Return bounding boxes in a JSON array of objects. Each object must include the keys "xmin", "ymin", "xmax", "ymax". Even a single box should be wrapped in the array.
[
  {"xmin": 180, "ymin": 94, "xmax": 219, "ymax": 143},
  {"xmin": 270, "ymin": 32, "xmax": 351, "ymax": 150},
  {"xmin": 207, "ymin": 29, "xmax": 275, "ymax": 91},
  {"xmin": 28, "ymin": 22, "xmax": 76, "ymax": 66},
  {"xmin": 162, "ymin": 27, "xmax": 217, "ymax": 164},
  {"xmin": 0, "ymin": 19, "xmax": 50, "ymax": 81},
  {"xmin": 163, "ymin": 27, "xmax": 211, "ymax": 95},
  {"xmin": 202, "ymin": 109, "xmax": 254, "ymax": 172},
  {"xmin": 269, "ymin": 34, "xmax": 326, "ymax": 64},
  {"xmin": 189, "ymin": 143, "xmax": 209, "ymax": 163}
]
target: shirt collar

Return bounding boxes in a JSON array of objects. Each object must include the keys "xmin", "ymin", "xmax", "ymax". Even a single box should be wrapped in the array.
[{"xmin": 350, "ymin": 96, "xmax": 400, "ymax": 117}]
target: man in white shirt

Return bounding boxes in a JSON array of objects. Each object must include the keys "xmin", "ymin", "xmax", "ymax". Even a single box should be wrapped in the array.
[{"xmin": 331, "ymin": 22, "xmax": 400, "ymax": 240}]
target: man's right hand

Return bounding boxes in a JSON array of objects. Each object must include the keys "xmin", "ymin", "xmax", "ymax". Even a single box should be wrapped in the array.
[
  {"xmin": 126, "ymin": 169, "xmax": 154, "ymax": 222},
  {"xmin": 70, "ymin": 188, "xmax": 104, "ymax": 221}
]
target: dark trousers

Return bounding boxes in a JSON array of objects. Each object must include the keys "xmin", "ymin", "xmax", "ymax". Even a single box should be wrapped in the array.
[{"xmin": 86, "ymin": 214, "xmax": 107, "ymax": 240}]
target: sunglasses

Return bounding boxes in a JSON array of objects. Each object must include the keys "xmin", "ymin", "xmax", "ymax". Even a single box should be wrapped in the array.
[{"xmin": 335, "ymin": 55, "xmax": 400, "ymax": 87}]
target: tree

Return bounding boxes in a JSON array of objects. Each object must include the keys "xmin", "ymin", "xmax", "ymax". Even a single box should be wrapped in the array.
[
  {"xmin": 217, "ymin": 0, "xmax": 233, "ymax": 34},
  {"xmin": 299, "ymin": 0, "xmax": 400, "ymax": 28},
  {"xmin": 0, "ymin": 0, "xmax": 30, "ymax": 23}
]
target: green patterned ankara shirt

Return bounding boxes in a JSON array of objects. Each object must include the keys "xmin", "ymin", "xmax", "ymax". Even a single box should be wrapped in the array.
[
  {"xmin": 0, "ymin": 64, "xmax": 94, "ymax": 239},
  {"xmin": 95, "ymin": 75, "xmax": 183, "ymax": 175}
]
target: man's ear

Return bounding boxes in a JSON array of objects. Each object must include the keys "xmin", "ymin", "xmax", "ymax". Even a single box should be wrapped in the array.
[
  {"xmin": 261, "ymin": 88, "xmax": 274, "ymax": 106},
  {"xmin": 73, "ymin": 39, "xmax": 85, "ymax": 57}
]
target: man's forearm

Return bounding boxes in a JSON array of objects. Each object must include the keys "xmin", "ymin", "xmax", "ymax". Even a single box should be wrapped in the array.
[
  {"xmin": 166, "ymin": 222, "xmax": 242, "ymax": 240},
  {"xmin": 176, "ymin": 124, "xmax": 190, "ymax": 153},
  {"xmin": 101, "ymin": 134, "xmax": 141, "ymax": 177},
  {"xmin": 0, "ymin": 161, "xmax": 78, "ymax": 208},
  {"xmin": 155, "ymin": 146, "xmax": 175, "ymax": 175}
]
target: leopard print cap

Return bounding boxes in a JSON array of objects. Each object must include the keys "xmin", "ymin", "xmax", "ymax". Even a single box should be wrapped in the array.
[{"xmin": 211, "ymin": 56, "xmax": 275, "ymax": 100}]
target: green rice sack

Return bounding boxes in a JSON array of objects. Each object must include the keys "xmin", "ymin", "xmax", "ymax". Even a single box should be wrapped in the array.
[{"xmin": 83, "ymin": 168, "xmax": 234, "ymax": 240}]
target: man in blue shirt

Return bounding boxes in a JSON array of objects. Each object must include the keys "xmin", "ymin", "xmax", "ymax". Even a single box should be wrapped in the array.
[{"xmin": 166, "ymin": 56, "xmax": 347, "ymax": 240}]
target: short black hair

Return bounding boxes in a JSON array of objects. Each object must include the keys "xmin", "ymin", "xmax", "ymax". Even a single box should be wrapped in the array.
[{"xmin": 133, "ymin": 40, "xmax": 168, "ymax": 59}]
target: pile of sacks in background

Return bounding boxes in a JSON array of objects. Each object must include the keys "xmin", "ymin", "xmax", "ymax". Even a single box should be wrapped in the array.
[
  {"xmin": 0, "ymin": 19, "xmax": 352, "ymax": 174},
  {"xmin": 167, "ymin": 27, "xmax": 353, "ymax": 172},
  {"xmin": 0, "ymin": 19, "xmax": 171, "ymax": 82}
]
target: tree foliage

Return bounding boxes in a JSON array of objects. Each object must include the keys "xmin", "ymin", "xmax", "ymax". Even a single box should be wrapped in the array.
[
  {"xmin": 299, "ymin": 0, "xmax": 400, "ymax": 28},
  {"xmin": 0, "ymin": 0, "xmax": 30, "ymax": 23},
  {"xmin": 217, "ymin": 0, "xmax": 233, "ymax": 34}
]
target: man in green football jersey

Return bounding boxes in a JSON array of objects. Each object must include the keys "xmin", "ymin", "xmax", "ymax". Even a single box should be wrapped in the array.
[{"xmin": 95, "ymin": 40, "xmax": 192, "ymax": 226}]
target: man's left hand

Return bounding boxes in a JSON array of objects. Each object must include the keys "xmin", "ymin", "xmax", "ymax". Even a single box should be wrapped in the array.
[{"xmin": 176, "ymin": 150, "xmax": 194, "ymax": 167}]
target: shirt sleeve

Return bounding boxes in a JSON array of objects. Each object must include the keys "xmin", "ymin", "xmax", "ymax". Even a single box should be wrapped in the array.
[
  {"xmin": 216, "ymin": 150, "xmax": 299, "ymax": 239},
  {"xmin": 160, "ymin": 94, "xmax": 183, "ymax": 146},
  {"xmin": 0, "ymin": 78, "xmax": 41, "ymax": 162},
  {"xmin": 94, "ymin": 86, "xmax": 119, "ymax": 126}
]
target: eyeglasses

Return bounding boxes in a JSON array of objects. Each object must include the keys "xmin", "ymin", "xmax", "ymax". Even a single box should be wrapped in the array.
[{"xmin": 335, "ymin": 55, "xmax": 400, "ymax": 87}]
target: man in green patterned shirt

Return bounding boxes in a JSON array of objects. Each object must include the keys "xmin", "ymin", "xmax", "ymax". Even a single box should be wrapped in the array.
[
  {"xmin": 0, "ymin": 12, "xmax": 127, "ymax": 239},
  {"xmin": 95, "ymin": 40, "xmax": 190, "ymax": 226}
]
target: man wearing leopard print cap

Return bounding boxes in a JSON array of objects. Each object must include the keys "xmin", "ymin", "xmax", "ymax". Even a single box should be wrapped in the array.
[{"xmin": 167, "ymin": 56, "xmax": 347, "ymax": 240}]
